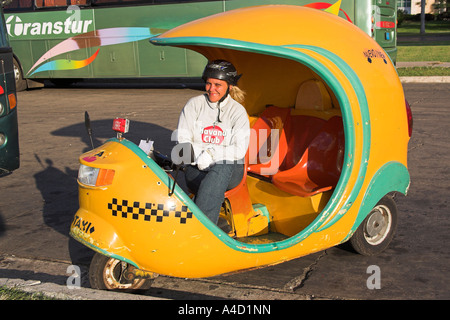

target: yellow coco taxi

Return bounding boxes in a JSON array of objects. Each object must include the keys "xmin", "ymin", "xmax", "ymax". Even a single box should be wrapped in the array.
[{"xmin": 70, "ymin": 5, "xmax": 412, "ymax": 290}]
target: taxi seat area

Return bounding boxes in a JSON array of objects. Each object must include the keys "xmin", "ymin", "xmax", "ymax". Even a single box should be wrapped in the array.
[
  {"xmin": 280, "ymin": 115, "xmax": 326, "ymax": 171},
  {"xmin": 272, "ymin": 116, "xmax": 345, "ymax": 197},
  {"xmin": 294, "ymin": 79, "xmax": 332, "ymax": 112},
  {"xmin": 247, "ymin": 105, "xmax": 291, "ymax": 176},
  {"xmin": 247, "ymin": 79, "xmax": 344, "ymax": 197}
]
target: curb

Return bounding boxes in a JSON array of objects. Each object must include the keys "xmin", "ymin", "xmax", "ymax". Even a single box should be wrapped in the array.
[
  {"xmin": 0, "ymin": 255, "xmax": 165, "ymax": 300},
  {"xmin": 0, "ymin": 277, "xmax": 164, "ymax": 300},
  {"xmin": 400, "ymin": 76, "xmax": 450, "ymax": 83}
]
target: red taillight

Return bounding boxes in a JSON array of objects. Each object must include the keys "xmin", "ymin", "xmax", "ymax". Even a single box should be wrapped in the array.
[
  {"xmin": 405, "ymin": 99, "xmax": 413, "ymax": 137},
  {"xmin": 376, "ymin": 21, "xmax": 395, "ymax": 28},
  {"xmin": 0, "ymin": 85, "xmax": 17, "ymax": 110}
]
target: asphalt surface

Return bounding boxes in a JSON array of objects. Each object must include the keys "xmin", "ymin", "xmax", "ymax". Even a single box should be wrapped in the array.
[{"xmin": 0, "ymin": 79, "xmax": 449, "ymax": 301}]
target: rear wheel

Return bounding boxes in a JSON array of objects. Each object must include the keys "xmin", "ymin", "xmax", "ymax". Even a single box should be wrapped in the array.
[
  {"xmin": 89, "ymin": 252, "xmax": 154, "ymax": 291},
  {"xmin": 13, "ymin": 58, "xmax": 27, "ymax": 92},
  {"xmin": 349, "ymin": 195, "xmax": 398, "ymax": 256}
]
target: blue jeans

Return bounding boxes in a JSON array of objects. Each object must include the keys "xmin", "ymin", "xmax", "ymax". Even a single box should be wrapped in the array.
[{"xmin": 184, "ymin": 162, "xmax": 244, "ymax": 224}]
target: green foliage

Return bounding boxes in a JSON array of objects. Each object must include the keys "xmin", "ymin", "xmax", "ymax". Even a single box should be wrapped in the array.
[{"xmin": 0, "ymin": 285, "xmax": 58, "ymax": 300}]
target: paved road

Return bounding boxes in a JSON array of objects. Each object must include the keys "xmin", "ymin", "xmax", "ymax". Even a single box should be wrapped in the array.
[
  {"xmin": 397, "ymin": 34, "xmax": 450, "ymax": 43},
  {"xmin": 0, "ymin": 82, "xmax": 449, "ymax": 300}
]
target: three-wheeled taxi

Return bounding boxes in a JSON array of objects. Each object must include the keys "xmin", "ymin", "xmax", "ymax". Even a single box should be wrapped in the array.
[{"xmin": 70, "ymin": 5, "xmax": 412, "ymax": 290}]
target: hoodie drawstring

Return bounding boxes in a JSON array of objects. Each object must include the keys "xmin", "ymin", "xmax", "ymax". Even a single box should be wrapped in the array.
[{"xmin": 216, "ymin": 104, "xmax": 222, "ymax": 124}]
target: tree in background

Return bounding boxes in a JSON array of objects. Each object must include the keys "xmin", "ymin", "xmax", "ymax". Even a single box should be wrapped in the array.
[
  {"xmin": 420, "ymin": 0, "xmax": 426, "ymax": 34},
  {"xmin": 432, "ymin": 0, "xmax": 449, "ymax": 14}
]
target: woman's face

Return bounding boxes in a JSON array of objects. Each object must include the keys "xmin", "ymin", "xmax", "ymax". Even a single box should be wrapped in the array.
[{"xmin": 205, "ymin": 78, "xmax": 229, "ymax": 103}]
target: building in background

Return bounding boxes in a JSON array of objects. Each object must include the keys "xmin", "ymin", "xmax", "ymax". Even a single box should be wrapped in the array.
[{"xmin": 398, "ymin": 0, "xmax": 447, "ymax": 14}]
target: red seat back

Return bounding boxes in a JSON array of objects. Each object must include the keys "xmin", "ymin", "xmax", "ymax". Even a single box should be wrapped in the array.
[
  {"xmin": 272, "ymin": 116, "xmax": 344, "ymax": 197},
  {"xmin": 280, "ymin": 115, "xmax": 326, "ymax": 171},
  {"xmin": 248, "ymin": 106, "xmax": 291, "ymax": 176},
  {"xmin": 306, "ymin": 116, "xmax": 345, "ymax": 188}
]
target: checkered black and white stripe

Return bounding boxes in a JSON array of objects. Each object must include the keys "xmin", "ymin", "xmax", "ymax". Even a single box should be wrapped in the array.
[{"xmin": 108, "ymin": 198, "xmax": 193, "ymax": 224}]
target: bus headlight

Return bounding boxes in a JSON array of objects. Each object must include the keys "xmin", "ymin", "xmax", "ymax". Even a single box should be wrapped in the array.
[
  {"xmin": 78, "ymin": 164, "xmax": 115, "ymax": 187},
  {"xmin": 0, "ymin": 103, "xmax": 4, "ymax": 115}
]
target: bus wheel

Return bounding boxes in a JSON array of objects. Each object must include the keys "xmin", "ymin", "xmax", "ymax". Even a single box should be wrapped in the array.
[
  {"xmin": 349, "ymin": 195, "xmax": 398, "ymax": 256},
  {"xmin": 89, "ymin": 253, "xmax": 154, "ymax": 291},
  {"xmin": 13, "ymin": 58, "xmax": 27, "ymax": 92}
]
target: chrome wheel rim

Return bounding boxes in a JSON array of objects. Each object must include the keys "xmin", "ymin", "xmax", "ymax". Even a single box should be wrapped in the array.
[{"xmin": 364, "ymin": 204, "xmax": 392, "ymax": 246}]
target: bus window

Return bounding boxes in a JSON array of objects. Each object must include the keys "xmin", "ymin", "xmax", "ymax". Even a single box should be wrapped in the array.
[
  {"xmin": 35, "ymin": 0, "xmax": 70, "ymax": 8},
  {"xmin": 0, "ymin": 6, "xmax": 19, "ymax": 174},
  {"xmin": 70, "ymin": 0, "xmax": 89, "ymax": 4},
  {"xmin": 3, "ymin": 0, "xmax": 33, "ymax": 10},
  {"xmin": 34, "ymin": 0, "xmax": 91, "ymax": 8},
  {"xmin": 92, "ymin": 0, "xmax": 149, "ymax": 5}
]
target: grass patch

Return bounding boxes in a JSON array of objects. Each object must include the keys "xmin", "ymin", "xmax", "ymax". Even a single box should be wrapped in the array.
[
  {"xmin": 397, "ymin": 67, "xmax": 450, "ymax": 77},
  {"xmin": 397, "ymin": 44, "xmax": 450, "ymax": 62},
  {"xmin": 0, "ymin": 285, "xmax": 58, "ymax": 300},
  {"xmin": 397, "ymin": 21, "xmax": 450, "ymax": 67},
  {"xmin": 398, "ymin": 20, "xmax": 450, "ymax": 35}
]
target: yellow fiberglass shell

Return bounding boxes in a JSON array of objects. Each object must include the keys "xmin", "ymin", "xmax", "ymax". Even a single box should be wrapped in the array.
[
  {"xmin": 150, "ymin": 5, "xmax": 410, "ymax": 232},
  {"xmin": 71, "ymin": 6, "xmax": 411, "ymax": 278},
  {"xmin": 71, "ymin": 138, "xmax": 358, "ymax": 278},
  {"xmin": 70, "ymin": 139, "xmax": 335, "ymax": 277}
]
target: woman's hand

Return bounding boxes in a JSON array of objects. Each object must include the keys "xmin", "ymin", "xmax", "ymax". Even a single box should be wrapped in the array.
[{"xmin": 196, "ymin": 148, "xmax": 215, "ymax": 170}]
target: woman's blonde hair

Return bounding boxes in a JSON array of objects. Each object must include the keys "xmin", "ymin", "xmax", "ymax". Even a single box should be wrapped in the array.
[{"xmin": 229, "ymin": 85, "xmax": 246, "ymax": 105}]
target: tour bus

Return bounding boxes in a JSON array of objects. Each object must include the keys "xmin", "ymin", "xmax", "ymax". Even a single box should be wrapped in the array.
[
  {"xmin": 0, "ymin": 4, "xmax": 19, "ymax": 174},
  {"xmin": 3, "ymin": 0, "xmax": 397, "ymax": 90}
]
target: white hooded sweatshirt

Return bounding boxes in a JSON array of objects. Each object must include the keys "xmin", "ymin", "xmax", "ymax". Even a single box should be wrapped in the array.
[{"xmin": 174, "ymin": 93, "xmax": 250, "ymax": 169}]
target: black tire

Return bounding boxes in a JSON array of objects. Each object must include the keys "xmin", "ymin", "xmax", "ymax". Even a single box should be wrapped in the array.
[
  {"xmin": 349, "ymin": 195, "xmax": 398, "ymax": 256},
  {"xmin": 89, "ymin": 252, "xmax": 154, "ymax": 291},
  {"xmin": 13, "ymin": 58, "xmax": 27, "ymax": 92}
]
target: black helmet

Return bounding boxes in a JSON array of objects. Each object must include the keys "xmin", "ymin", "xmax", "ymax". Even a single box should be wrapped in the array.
[{"xmin": 202, "ymin": 60, "xmax": 242, "ymax": 86}]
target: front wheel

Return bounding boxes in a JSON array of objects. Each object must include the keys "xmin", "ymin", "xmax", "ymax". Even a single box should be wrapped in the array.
[
  {"xmin": 349, "ymin": 195, "xmax": 398, "ymax": 256},
  {"xmin": 89, "ymin": 252, "xmax": 154, "ymax": 291}
]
